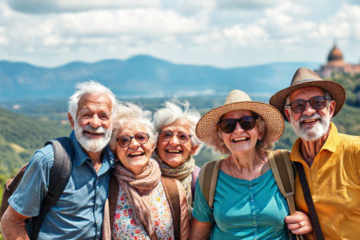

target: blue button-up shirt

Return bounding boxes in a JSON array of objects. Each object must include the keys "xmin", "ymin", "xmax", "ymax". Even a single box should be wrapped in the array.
[{"xmin": 9, "ymin": 131, "xmax": 114, "ymax": 240}]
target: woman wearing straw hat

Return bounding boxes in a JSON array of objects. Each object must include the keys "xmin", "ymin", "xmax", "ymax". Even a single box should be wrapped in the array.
[
  {"xmin": 153, "ymin": 101, "xmax": 204, "ymax": 210},
  {"xmin": 190, "ymin": 90, "xmax": 312, "ymax": 240}
]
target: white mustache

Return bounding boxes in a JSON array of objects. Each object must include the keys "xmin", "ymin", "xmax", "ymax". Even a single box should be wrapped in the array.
[
  {"xmin": 83, "ymin": 125, "xmax": 106, "ymax": 134},
  {"xmin": 299, "ymin": 113, "xmax": 321, "ymax": 122}
]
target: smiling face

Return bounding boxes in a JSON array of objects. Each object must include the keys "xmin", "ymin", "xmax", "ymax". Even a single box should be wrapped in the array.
[
  {"xmin": 220, "ymin": 110, "xmax": 262, "ymax": 155},
  {"xmin": 157, "ymin": 119, "xmax": 198, "ymax": 168},
  {"xmin": 284, "ymin": 86, "xmax": 335, "ymax": 141},
  {"xmin": 68, "ymin": 93, "xmax": 113, "ymax": 154},
  {"xmin": 114, "ymin": 121, "xmax": 154, "ymax": 175}
]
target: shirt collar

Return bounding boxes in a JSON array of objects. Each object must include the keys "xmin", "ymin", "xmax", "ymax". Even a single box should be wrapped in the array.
[
  {"xmin": 69, "ymin": 131, "xmax": 115, "ymax": 168},
  {"xmin": 290, "ymin": 122, "xmax": 338, "ymax": 162}
]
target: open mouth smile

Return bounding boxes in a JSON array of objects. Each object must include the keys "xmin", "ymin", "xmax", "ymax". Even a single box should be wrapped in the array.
[
  {"xmin": 128, "ymin": 152, "xmax": 145, "ymax": 158},
  {"xmin": 165, "ymin": 150, "xmax": 183, "ymax": 154},
  {"xmin": 84, "ymin": 131, "xmax": 104, "ymax": 138},
  {"xmin": 231, "ymin": 137, "xmax": 250, "ymax": 142},
  {"xmin": 301, "ymin": 118, "xmax": 320, "ymax": 125}
]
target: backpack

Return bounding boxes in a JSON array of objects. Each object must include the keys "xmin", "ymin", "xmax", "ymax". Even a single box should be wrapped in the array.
[
  {"xmin": 0, "ymin": 137, "xmax": 74, "ymax": 240},
  {"xmin": 108, "ymin": 174, "xmax": 181, "ymax": 240},
  {"xmin": 198, "ymin": 149, "xmax": 304, "ymax": 240}
]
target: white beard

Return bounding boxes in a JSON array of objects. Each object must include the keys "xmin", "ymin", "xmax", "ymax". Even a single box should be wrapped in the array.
[
  {"xmin": 74, "ymin": 121, "xmax": 113, "ymax": 153},
  {"xmin": 290, "ymin": 112, "xmax": 331, "ymax": 141}
]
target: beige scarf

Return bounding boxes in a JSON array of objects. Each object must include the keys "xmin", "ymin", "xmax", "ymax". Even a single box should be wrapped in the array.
[
  {"xmin": 112, "ymin": 158, "xmax": 161, "ymax": 240},
  {"xmin": 153, "ymin": 152, "xmax": 194, "ymax": 207}
]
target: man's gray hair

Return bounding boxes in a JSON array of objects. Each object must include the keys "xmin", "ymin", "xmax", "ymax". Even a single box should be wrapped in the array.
[
  {"xmin": 68, "ymin": 81, "xmax": 117, "ymax": 121},
  {"xmin": 153, "ymin": 101, "xmax": 204, "ymax": 155},
  {"xmin": 109, "ymin": 102, "xmax": 157, "ymax": 149},
  {"xmin": 202, "ymin": 115, "xmax": 275, "ymax": 155}
]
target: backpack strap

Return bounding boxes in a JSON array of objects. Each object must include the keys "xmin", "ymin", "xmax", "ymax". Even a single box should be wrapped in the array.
[
  {"xmin": 267, "ymin": 150, "xmax": 304, "ymax": 240},
  {"xmin": 30, "ymin": 137, "xmax": 74, "ymax": 240},
  {"xmin": 294, "ymin": 162, "xmax": 324, "ymax": 240},
  {"xmin": 162, "ymin": 176, "xmax": 180, "ymax": 240},
  {"xmin": 198, "ymin": 159, "xmax": 223, "ymax": 208},
  {"xmin": 267, "ymin": 150, "xmax": 296, "ymax": 213},
  {"xmin": 109, "ymin": 172, "xmax": 119, "ymax": 232}
]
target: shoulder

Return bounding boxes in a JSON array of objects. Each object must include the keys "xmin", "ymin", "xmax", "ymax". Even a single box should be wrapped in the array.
[
  {"xmin": 198, "ymin": 160, "xmax": 223, "ymax": 187},
  {"xmin": 161, "ymin": 177, "xmax": 185, "ymax": 198},
  {"xmin": 28, "ymin": 144, "xmax": 55, "ymax": 170},
  {"xmin": 192, "ymin": 165, "xmax": 201, "ymax": 182},
  {"xmin": 337, "ymin": 133, "xmax": 360, "ymax": 152}
]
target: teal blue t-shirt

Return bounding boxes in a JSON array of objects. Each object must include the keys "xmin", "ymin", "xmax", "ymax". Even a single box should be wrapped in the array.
[{"xmin": 193, "ymin": 169, "xmax": 289, "ymax": 240}]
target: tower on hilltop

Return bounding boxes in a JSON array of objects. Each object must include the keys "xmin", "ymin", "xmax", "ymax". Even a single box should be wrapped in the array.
[{"xmin": 315, "ymin": 42, "xmax": 360, "ymax": 78}]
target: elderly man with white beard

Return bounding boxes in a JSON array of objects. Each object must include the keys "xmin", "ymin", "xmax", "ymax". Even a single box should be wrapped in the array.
[
  {"xmin": 270, "ymin": 67, "xmax": 360, "ymax": 240},
  {"xmin": 1, "ymin": 81, "xmax": 116, "ymax": 240}
]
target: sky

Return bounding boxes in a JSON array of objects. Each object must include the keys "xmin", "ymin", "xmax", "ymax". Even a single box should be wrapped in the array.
[{"xmin": 0, "ymin": 0, "xmax": 359, "ymax": 68}]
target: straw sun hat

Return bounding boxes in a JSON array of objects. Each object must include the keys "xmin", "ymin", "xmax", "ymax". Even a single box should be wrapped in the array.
[
  {"xmin": 195, "ymin": 90, "xmax": 285, "ymax": 142},
  {"xmin": 269, "ymin": 67, "xmax": 346, "ymax": 119}
]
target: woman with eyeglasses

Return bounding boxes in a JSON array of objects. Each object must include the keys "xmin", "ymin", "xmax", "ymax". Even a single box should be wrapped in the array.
[
  {"xmin": 190, "ymin": 90, "xmax": 313, "ymax": 240},
  {"xmin": 153, "ymin": 101, "xmax": 204, "ymax": 210},
  {"xmin": 103, "ymin": 103, "xmax": 190, "ymax": 240}
]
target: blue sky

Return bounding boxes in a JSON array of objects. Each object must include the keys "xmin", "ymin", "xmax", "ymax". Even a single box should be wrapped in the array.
[{"xmin": 0, "ymin": 0, "xmax": 359, "ymax": 68}]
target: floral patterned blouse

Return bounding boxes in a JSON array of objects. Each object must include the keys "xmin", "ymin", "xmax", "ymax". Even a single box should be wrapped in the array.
[{"xmin": 112, "ymin": 181, "xmax": 175, "ymax": 240}]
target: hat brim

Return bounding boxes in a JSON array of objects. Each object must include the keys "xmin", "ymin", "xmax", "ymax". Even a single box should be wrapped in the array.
[
  {"xmin": 195, "ymin": 101, "xmax": 285, "ymax": 142},
  {"xmin": 269, "ymin": 80, "xmax": 346, "ymax": 121}
]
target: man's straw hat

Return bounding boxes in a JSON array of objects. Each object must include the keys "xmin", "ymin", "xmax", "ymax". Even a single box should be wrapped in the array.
[
  {"xmin": 196, "ymin": 90, "xmax": 285, "ymax": 142},
  {"xmin": 269, "ymin": 67, "xmax": 346, "ymax": 118}
]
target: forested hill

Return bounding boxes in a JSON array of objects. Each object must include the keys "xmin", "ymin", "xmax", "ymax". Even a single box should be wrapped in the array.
[{"xmin": 0, "ymin": 108, "xmax": 71, "ymax": 176}]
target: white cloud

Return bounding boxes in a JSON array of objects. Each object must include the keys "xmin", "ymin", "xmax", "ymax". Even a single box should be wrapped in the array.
[
  {"xmin": 223, "ymin": 24, "xmax": 268, "ymax": 46},
  {"xmin": 6, "ymin": 0, "xmax": 161, "ymax": 14},
  {"xmin": 0, "ymin": 0, "xmax": 359, "ymax": 68},
  {"xmin": 323, "ymin": 5, "xmax": 360, "ymax": 39},
  {"xmin": 52, "ymin": 9, "xmax": 208, "ymax": 37},
  {"xmin": 177, "ymin": 0, "xmax": 216, "ymax": 14},
  {"xmin": 216, "ymin": 0, "xmax": 288, "ymax": 9}
]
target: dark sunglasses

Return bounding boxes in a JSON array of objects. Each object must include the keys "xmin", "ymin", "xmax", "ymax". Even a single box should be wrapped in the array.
[
  {"xmin": 159, "ymin": 131, "xmax": 192, "ymax": 144},
  {"xmin": 116, "ymin": 132, "xmax": 150, "ymax": 148},
  {"xmin": 218, "ymin": 115, "xmax": 259, "ymax": 134},
  {"xmin": 286, "ymin": 96, "xmax": 330, "ymax": 113}
]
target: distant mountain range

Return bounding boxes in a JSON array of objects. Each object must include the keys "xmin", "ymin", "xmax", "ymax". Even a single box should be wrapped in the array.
[{"xmin": 0, "ymin": 55, "xmax": 320, "ymax": 100}]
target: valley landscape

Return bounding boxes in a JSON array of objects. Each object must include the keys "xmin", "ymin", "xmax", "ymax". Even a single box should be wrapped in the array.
[{"xmin": 1, "ymin": 56, "xmax": 360, "ymax": 240}]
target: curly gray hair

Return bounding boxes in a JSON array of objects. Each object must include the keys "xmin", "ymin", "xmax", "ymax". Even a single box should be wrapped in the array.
[
  {"xmin": 109, "ymin": 102, "xmax": 157, "ymax": 150},
  {"xmin": 153, "ymin": 101, "xmax": 204, "ymax": 155}
]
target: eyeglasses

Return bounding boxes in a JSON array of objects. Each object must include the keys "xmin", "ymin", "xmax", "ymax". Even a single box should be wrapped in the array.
[
  {"xmin": 286, "ymin": 96, "xmax": 330, "ymax": 113},
  {"xmin": 159, "ymin": 131, "xmax": 192, "ymax": 144},
  {"xmin": 116, "ymin": 132, "xmax": 150, "ymax": 148},
  {"xmin": 218, "ymin": 115, "xmax": 259, "ymax": 134}
]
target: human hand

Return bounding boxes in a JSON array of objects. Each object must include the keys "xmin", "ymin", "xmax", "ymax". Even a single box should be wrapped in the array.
[{"xmin": 285, "ymin": 211, "xmax": 312, "ymax": 235}]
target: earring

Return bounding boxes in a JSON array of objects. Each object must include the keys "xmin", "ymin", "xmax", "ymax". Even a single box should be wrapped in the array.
[{"xmin": 256, "ymin": 139, "xmax": 262, "ymax": 146}]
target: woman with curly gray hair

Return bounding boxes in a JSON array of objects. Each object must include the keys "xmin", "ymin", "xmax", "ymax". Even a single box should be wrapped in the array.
[
  {"xmin": 190, "ymin": 90, "xmax": 312, "ymax": 240},
  {"xmin": 103, "ymin": 102, "xmax": 190, "ymax": 240},
  {"xmin": 153, "ymin": 101, "xmax": 204, "ymax": 208}
]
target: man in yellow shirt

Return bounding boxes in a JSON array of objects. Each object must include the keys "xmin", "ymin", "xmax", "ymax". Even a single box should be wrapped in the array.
[{"xmin": 270, "ymin": 67, "xmax": 360, "ymax": 240}]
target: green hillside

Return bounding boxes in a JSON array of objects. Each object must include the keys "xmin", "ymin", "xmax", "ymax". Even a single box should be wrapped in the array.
[{"xmin": 0, "ymin": 108, "xmax": 71, "ymax": 176}]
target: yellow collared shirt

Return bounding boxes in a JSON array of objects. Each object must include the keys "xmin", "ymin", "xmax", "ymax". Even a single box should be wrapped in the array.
[{"xmin": 291, "ymin": 122, "xmax": 360, "ymax": 240}]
